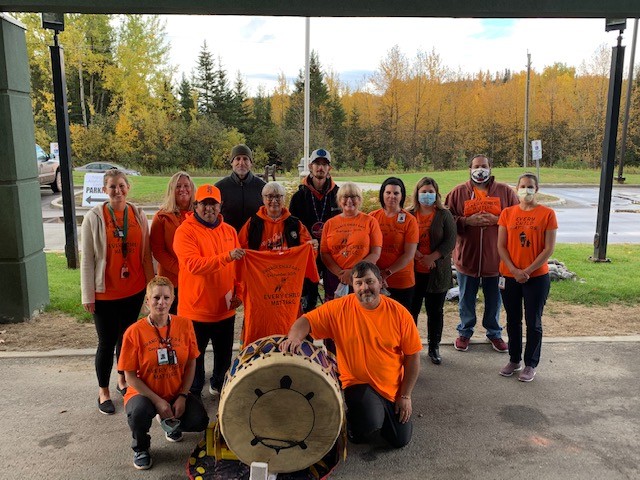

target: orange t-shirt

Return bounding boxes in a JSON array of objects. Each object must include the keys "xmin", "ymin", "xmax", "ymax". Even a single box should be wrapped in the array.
[
  {"xmin": 320, "ymin": 212, "xmax": 383, "ymax": 270},
  {"xmin": 369, "ymin": 209, "xmax": 419, "ymax": 288},
  {"xmin": 463, "ymin": 187, "xmax": 502, "ymax": 217},
  {"xmin": 96, "ymin": 204, "xmax": 147, "ymax": 300},
  {"xmin": 498, "ymin": 204, "xmax": 558, "ymax": 278},
  {"xmin": 305, "ymin": 294, "xmax": 422, "ymax": 402},
  {"xmin": 118, "ymin": 315, "xmax": 200, "ymax": 405},
  {"xmin": 414, "ymin": 210, "xmax": 435, "ymax": 274},
  {"xmin": 235, "ymin": 244, "xmax": 319, "ymax": 345},
  {"xmin": 238, "ymin": 206, "xmax": 313, "ymax": 251}
]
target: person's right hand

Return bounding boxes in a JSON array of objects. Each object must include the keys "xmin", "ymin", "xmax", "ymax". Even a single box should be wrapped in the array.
[
  {"xmin": 338, "ymin": 269, "xmax": 352, "ymax": 284},
  {"xmin": 154, "ymin": 398, "xmax": 173, "ymax": 419},
  {"xmin": 279, "ymin": 337, "xmax": 302, "ymax": 354},
  {"xmin": 466, "ymin": 213, "xmax": 491, "ymax": 227},
  {"xmin": 83, "ymin": 303, "xmax": 95, "ymax": 314},
  {"xmin": 229, "ymin": 248, "xmax": 245, "ymax": 261},
  {"xmin": 513, "ymin": 269, "xmax": 530, "ymax": 284}
]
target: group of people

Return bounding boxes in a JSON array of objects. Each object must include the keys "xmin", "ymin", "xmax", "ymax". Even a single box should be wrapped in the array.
[{"xmin": 80, "ymin": 145, "xmax": 557, "ymax": 470}]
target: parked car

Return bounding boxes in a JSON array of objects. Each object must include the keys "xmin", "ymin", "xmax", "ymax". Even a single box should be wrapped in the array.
[
  {"xmin": 36, "ymin": 144, "xmax": 62, "ymax": 193},
  {"xmin": 74, "ymin": 162, "xmax": 141, "ymax": 176}
]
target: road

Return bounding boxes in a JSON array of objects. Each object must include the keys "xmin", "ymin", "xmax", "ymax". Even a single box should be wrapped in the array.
[{"xmin": 39, "ymin": 186, "xmax": 640, "ymax": 249}]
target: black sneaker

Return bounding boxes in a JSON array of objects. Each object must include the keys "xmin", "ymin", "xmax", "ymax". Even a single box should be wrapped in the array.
[
  {"xmin": 97, "ymin": 398, "xmax": 115, "ymax": 415},
  {"xmin": 165, "ymin": 429, "xmax": 183, "ymax": 443},
  {"xmin": 133, "ymin": 450, "xmax": 152, "ymax": 470}
]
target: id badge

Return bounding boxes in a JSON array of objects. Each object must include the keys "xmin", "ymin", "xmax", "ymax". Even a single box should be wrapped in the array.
[
  {"xmin": 498, "ymin": 276, "xmax": 506, "ymax": 290},
  {"xmin": 114, "ymin": 229, "xmax": 124, "ymax": 238},
  {"xmin": 120, "ymin": 264, "xmax": 129, "ymax": 279},
  {"xmin": 168, "ymin": 349, "xmax": 177, "ymax": 365},
  {"xmin": 397, "ymin": 213, "xmax": 406, "ymax": 223},
  {"xmin": 157, "ymin": 348, "xmax": 169, "ymax": 365}
]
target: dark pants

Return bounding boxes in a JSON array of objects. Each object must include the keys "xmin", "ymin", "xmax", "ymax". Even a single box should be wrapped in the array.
[
  {"xmin": 501, "ymin": 274, "xmax": 550, "ymax": 368},
  {"xmin": 93, "ymin": 289, "xmax": 145, "ymax": 388},
  {"xmin": 169, "ymin": 287, "xmax": 179, "ymax": 315},
  {"xmin": 387, "ymin": 286, "xmax": 415, "ymax": 312},
  {"xmin": 125, "ymin": 393, "xmax": 209, "ymax": 451},
  {"xmin": 344, "ymin": 384, "xmax": 412, "ymax": 448},
  {"xmin": 322, "ymin": 269, "xmax": 341, "ymax": 302},
  {"xmin": 410, "ymin": 272, "xmax": 447, "ymax": 347},
  {"xmin": 191, "ymin": 316, "xmax": 235, "ymax": 394}
]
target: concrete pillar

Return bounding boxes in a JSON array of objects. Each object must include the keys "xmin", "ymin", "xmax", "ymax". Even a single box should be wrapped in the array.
[{"xmin": 0, "ymin": 14, "xmax": 49, "ymax": 323}]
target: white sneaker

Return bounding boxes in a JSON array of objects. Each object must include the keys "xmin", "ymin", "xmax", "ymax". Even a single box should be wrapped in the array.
[{"xmin": 209, "ymin": 385, "xmax": 220, "ymax": 398}]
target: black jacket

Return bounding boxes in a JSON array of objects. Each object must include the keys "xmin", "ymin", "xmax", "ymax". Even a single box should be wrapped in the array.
[
  {"xmin": 289, "ymin": 175, "xmax": 340, "ymax": 237},
  {"xmin": 215, "ymin": 171, "xmax": 266, "ymax": 232}
]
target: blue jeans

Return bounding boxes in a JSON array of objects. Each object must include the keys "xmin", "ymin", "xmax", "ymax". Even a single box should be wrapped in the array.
[{"xmin": 456, "ymin": 272, "xmax": 502, "ymax": 340}]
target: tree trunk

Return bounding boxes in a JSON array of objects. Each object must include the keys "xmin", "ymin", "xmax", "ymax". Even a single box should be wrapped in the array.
[{"xmin": 78, "ymin": 61, "xmax": 87, "ymax": 127}]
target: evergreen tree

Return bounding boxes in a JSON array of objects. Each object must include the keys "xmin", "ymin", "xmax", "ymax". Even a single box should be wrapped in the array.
[
  {"xmin": 178, "ymin": 73, "xmax": 195, "ymax": 123},
  {"xmin": 250, "ymin": 86, "xmax": 278, "ymax": 160},
  {"xmin": 229, "ymin": 71, "xmax": 252, "ymax": 135},
  {"xmin": 194, "ymin": 41, "xmax": 216, "ymax": 117},
  {"xmin": 212, "ymin": 56, "xmax": 234, "ymax": 125}
]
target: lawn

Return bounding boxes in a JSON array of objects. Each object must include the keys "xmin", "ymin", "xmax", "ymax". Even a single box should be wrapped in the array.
[
  {"xmin": 45, "ymin": 243, "xmax": 640, "ymax": 323},
  {"xmin": 72, "ymin": 167, "xmax": 639, "ymax": 206}
]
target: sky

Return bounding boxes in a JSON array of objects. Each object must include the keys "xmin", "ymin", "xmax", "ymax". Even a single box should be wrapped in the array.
[{"xmin": 164, "ymin": 16, "xmax": 634, "ymax": 95}]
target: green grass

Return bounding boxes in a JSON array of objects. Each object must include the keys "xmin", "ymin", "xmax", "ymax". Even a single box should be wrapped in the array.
[
  {"xmin": 550, "ymin": 244, "xmax": 640, "ymax": 306},
  {"xmin": 45, "ymin": 243, "xmax": 639, "ymax": 323},
  {"xmin": 46, "ymin": 252, "xmax": 92, "ymax": 322}
]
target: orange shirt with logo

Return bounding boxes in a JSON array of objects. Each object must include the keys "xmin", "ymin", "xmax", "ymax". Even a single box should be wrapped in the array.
[
  {"xmin": 463, "ymin": 187, "xmax": 502, "ymax": 217},
  {"xmin": 414, "ymin": 210, "xmax": 436, "ymax": 274},
  {"xmin": 305, "ymin": 294, "xmax": 422, "ymax": 402},
  {"xmin": 96, "ymin": 204, "xmax": 147, "ymax": 301},
  {"xmin": 118, "ymin": 315, "xmax": 199, "ymax": 405},
  {"xmin": 498, "ymin": 204, "xmax": 558, "ymax": 278},
  {"xmin": 369, "ymin": 209, "xmax": 419, "ymax": 288},
  {"xmin": 235, "ymin": 244, "xmax": 319, "ymax": 345},
  {"xmin": 237, "ymin": 206, "xmax": 312, "ymax": 251},
  {"xmin": 320, "ymin": 212, "xmax": 383, "ymax": 270}
]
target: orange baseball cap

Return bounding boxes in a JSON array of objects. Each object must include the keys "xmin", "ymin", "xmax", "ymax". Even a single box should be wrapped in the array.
[{"xmin": 195, "ymin": 184, "xmax": 222, "ymax": 203}]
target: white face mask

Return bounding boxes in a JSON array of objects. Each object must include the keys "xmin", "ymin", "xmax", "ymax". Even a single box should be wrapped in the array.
[
  {"xmin": 471, "ymin": 168, "xmax": 491, "ymax": 184},
  {"xmin": 418, "ymin": 192, "xmax": 437, "ymax": 206},
  {"xmin": 518, "ymin": 187, "xmax": 536, "ymax": 202}
]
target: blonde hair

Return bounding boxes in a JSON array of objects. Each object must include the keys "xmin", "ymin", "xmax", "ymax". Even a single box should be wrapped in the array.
[
  {"xmin": 103, "ymin": 169, "xmax": 129, "ymax": 187},
  {"xmin": 159, "ymin": 171, "xmax": 195, "ymax": 213},
  {"xmin": 336, "ymin": 182, "xmax": 362, "ymax": 206},
  {"xmin": 146, "ymin": 276, "xmax": 175, "ymax": 298}
]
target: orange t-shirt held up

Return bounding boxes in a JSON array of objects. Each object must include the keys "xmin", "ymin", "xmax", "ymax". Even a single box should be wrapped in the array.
[
  {"xmin": 320, "ymin": 212, "xmax": 383, "ymax": 270},
  {"xmin": 305, "ymin": 294, "xmax": 422, "ymax": 402},
  {"xmin": 498, "ymin": 204, "xmax": 558, "ymax": 278},
  {"xmin": 369, "ymin": 209, "xmax": 419, "ymax": 288}
]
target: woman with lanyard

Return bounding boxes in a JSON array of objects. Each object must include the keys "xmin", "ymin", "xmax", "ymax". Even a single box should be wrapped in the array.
[
  {"xmin": 150, "ymin": 171, "xmax": 196, "ymax": 313},
  {"xmin": 369, "ymin": 177, "xmax": 419, "ymax": 309},
  {"xmin": 81, "ymin": 169, "xmax": 154, "ymax": 415},
  {"xmin": 118, "ymin": 276, "xmax": 208, "ymax": 470},
  {"xmin": 408, "ymin": 177, "xmax": 457, "ymax": 365},
  {"xmin": 497, "ymin": 173, "xmax": 557, "ymax": 382}
]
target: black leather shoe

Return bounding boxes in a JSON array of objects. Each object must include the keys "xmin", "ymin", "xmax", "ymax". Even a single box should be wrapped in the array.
[{"xmin": 428, "ymin": 346, "xmax": 442, "ymax": 365}]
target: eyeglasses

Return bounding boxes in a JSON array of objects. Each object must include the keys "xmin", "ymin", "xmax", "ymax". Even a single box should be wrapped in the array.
[
  {"xmin": 263, "ymin": 195, "xmax": 284, "ymax": 201},
  {"xmin": 342, "ymin": 195, "xmax": 361, "ymax": 201}
]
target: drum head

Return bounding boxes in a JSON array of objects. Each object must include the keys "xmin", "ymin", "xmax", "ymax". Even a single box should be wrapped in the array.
[{"xmin": 219, "ymin": 353, "xmax": 343, "ymax": 473}]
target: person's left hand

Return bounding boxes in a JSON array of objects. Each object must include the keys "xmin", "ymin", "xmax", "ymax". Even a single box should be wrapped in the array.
[
  {"xmin": 172, "ymin": 395, "xmax": 187, "ymax": 419},
  {"xmin": 229, "ymin": 296, "xmax": 242, "ymax": 309},
  {"xmin": 395, "ymin": 396, "xmax": 412, "ymax": 424}
]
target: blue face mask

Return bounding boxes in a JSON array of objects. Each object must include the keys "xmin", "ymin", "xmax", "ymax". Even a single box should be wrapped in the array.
[{"xmin": 418, "ymin": 192, "xmax": 437, "ymax": 206}]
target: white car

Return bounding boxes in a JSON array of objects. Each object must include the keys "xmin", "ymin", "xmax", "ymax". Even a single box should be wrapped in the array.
[
  {"xmin": 74, "ymin": 162, "xmax": 141, "ymax": 176},
  {"xmin": 36, "ymin": 144, "xmax": 61, "ymax": 193}
]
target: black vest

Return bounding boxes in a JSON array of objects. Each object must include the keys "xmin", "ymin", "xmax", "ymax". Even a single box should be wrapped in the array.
[{"xmin": 247, "ymin": 215, "xmax": 302, "ymax": 250}]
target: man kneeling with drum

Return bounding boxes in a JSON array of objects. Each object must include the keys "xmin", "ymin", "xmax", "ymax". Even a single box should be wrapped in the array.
[{"xmin": 280, "ymin": 261, "xmax": 422, "ymax": 448}]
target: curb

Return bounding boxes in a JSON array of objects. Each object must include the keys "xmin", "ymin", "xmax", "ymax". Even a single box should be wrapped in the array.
[{"xmin": 2, "ymin": 335, "xmax": 639, "ymax": 359}]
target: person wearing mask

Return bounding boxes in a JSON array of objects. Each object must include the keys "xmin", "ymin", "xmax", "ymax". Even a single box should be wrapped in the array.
[
  {"xmin": 289, "ymin": 148, "xmax": 340, "ymax": 312},
  {"xmin": 497, "ymin": 173, "xmax": 557, "ymax": 382},
  {"xmin": 369, "ymin": 177, "xmax": 419, "ymax": 310},
  {"xmin": 150, "ymin": 172, "xmax": 196, "ymax": 313},
  {"xmin": 445, "ymin": 154, "xmax": 519, "ymax": 353},
  {"xmin": 81, "ymin": 169, "xmax": 154, "ymax": 415},
  {"xmin": 215, "ymin": 144, "xmax": 266, "ymax": 232},
  {"xmin": 408, "ymin": 177, "xmax": 456, "ymax": 365},
  {"xmin": 173, "ymin": 184, "xmax": 245, "ymax": 398}
]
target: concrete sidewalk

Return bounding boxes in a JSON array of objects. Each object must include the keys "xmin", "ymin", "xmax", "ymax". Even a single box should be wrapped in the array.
[{"xmin": 2, "ymin": 340, "xmax": 639, "ymax": 479}]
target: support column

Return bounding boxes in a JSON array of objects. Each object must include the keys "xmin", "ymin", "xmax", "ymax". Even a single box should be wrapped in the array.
[{"xmin": 0, "ymin": 14, "xmax": 49, "ymax": 323}]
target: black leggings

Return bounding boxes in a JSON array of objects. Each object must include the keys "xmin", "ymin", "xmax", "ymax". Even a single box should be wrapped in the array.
[
  {"xmin": 410, "ymin": 271, "xmax": 447, "ymax": 347},
  {"xmin": 344, "ymin": 384, "xmax": 412, "ymax": 448},
  {"xmin": 191, "ymin": 316, "xmax": 235, "ymax": 394},
  {"xmin": 387, "ymin": 286, "xmax": 415, "ymax": 312},
  {"xmin": 93, "ymin": 289, "xmax": 145, "ymax": 388}
]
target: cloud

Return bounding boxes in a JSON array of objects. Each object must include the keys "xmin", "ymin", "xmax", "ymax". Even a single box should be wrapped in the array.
[{"xmin": 471, "ymin": 19, "xmax": 517, "ymax": 40}]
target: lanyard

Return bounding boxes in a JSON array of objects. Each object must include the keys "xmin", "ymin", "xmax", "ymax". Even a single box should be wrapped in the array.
[
  {"xmin": 311, "ymin": 194, "xmax": 329, "ymax": 223},
  {"xmin": 148, "ymin": 316, "xmax": 172, "ymax": 348},
  {"xmin": 107, "ymin": 204, "xmax": 129, "ymax": 258}
]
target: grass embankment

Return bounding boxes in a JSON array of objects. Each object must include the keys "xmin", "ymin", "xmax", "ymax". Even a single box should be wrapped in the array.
[
  {"xmin": 73, "ymin": 167, "xmax": 639, "ymax": 207},
  {"xmin": 46, "ymin": 244, "xmax": 640, "ymax": 323}
]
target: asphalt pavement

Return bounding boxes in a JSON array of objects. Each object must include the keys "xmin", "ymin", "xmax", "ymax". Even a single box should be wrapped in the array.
[{"xmin": 2, "ymin": 339, "xmax": 639, "ymax": 479}]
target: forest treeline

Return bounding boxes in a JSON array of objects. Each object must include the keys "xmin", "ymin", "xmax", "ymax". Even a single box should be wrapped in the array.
[{"xmin": 16, "ymin": 13, "xmax": 640, "ymax": 173}]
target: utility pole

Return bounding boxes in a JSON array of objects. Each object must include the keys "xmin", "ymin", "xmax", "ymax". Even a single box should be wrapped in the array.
[
  {"xmin": 617, "ymin": 18, "xmax": 638, "ymax": 184},
  {"xmin": 524, "ymin": 52, "xmax": 531, "ymax": 169}
]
